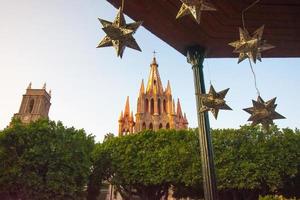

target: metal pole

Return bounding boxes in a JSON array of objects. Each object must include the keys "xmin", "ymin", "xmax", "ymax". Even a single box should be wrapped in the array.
[{"xmin": 187, "ymin": 46, "xmax": 218, "ymax": 200}]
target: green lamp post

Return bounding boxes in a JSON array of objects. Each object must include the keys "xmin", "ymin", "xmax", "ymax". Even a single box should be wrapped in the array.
[{"xmin": 187, "ymin": 46, "xmax": 218, "ymax": 200}]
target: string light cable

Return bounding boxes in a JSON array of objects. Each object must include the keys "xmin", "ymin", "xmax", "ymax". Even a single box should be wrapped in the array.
[{"xmin": 242, "ymin": 0, "xmax": 261, "ymax": 96}]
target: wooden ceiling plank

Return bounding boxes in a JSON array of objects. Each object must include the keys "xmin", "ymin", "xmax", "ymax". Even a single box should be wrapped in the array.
[{"xmin": 107, "ymin": 0, "xmax": 300, "ymax": 57}]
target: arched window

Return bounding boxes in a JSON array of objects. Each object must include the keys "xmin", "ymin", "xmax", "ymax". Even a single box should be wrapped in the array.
[
  {"xmin": 159, "ymin": 123, "xmax": 163, "ymax": 129},
  {"xmin": 150, "ymin": 99, "xmax": 154, "ymax": 114},
  {"xmin": 163, "ymin": 99, "xmax": 167, "ymax": 113},
  {"xmin": 158, "ymin": 98, "xmax": 161, "ymax": 114},
  {"xmin": 166, "ymin": 123, "xmax": 170, "ymax": 129},
  {"xmin": 145, "ymin": 98, "xmax": 149, "ymax": 113},
  {"xmin": 142, "ymin": 122, "xmax": 146, "ymax": 130},
  {"xmin": 149, "ymin": 123, "xmax": 153, "ymax": 130},
  {"xmin": 29, "ymin": 99, "xmax": 34, "ymax": 113}
]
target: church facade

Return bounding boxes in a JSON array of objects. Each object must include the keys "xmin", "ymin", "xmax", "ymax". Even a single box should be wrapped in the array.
[
  {"xmin": 13, "ymin": 83, "xmax": 51, "ymax": 124},
  {"xmin": 118, "ymin": 57, "xmax": 188, "ymax": 136}
]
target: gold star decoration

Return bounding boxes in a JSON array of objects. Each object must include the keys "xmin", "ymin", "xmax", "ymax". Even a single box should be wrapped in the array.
[
  {"xmin": 229, "ymin": 25, "xmax": 275, "ymax": 64},
  {"xmin": 97, "ymin": 8, "xmax": 142, "ymax": 58},
  {"xmin": 176, "ymin": 0, "xmax": 216, "ymax": 24},
  {"xmin": 200, "ymin": 85, "xmax": 232, "ymax": 119},
  {"xmin": 243, "ymin": 96, "xmax": 285, "ymax": 129}
]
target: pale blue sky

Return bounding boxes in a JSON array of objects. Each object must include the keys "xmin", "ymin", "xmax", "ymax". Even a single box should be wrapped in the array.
[{"xmin": 0, "ymin": 0, "xmax": 299, "ymax": 141}]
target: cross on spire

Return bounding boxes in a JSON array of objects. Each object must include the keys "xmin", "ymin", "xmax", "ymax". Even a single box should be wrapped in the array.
[
  {"xmin": 151, "ymin": 50, "xmax": 158, "ymax": 65},
  {"xmin": 153, "ymin": 50, "xmax": 157, "ymax": 58}
]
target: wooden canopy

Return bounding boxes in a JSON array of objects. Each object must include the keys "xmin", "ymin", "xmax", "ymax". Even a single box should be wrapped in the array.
[{"xmin": 107, "ymin": 0, "xmax": 300, "ymax": 58}]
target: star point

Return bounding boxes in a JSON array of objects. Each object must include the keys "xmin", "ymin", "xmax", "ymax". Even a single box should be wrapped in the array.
[
  {"xmin": 243, "ymin": 96, "xmax": 285, "ymax": 129},
  {"xmin": 176, "ymin": 0, "xmax": 216, "ymax": 24},
  {"xmin": 97, "ymin": 8, "xmax": 142, "ymax": 58},
  {"xmin": 229, "ymin": 25, "xmax": 275, "ymax": 64},
  {"xmin": 199, "ymin": 85, "xmax": 232, "ymax": 119}
]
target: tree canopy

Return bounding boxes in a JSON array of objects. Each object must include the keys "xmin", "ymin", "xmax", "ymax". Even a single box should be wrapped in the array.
[
  {"xmin": 214, "ymin": 126, "xmax": 300, "ymax": 200},
  {"xmin": 0, "ymin": 119, "xmax": 299, "ymax": 200},
  {"xmin": 92, "ymin": 126, "xmax": 300, "ymax": 200},
  {"xmin": 0, "ymin": 119, "xmax": 95, "ymax": 200},
  {"xmin": 92, "ymin": 129, "xmax": 202, "ymax": 200}
]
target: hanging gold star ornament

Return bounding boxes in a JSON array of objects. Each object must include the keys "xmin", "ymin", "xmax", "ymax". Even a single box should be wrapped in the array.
[
  {"xmin": 244, "ymin": 96, "xmax": 285, "ymax": 129},
  {"xmin": 199, "ymin": 85, "xmax": 232, "ymax": 119},
  {"xmin": 176, "ymin": 0, "xmax": 216, "ymax": 24},
  {"xmin": 97, "ymin": 7, "xmax": 142, "ymax": 58},
  {"xmin": 229, "ymin": 25, "xmax": 275, "ymax": 63}
]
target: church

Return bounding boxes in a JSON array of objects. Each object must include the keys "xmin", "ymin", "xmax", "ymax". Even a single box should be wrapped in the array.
[
  {"xmin": 118, "ymin": 56, "xmax": 188, "ymax": 136},
  {"xmin": 13, "ymin": 83, "xmax": 51, "ymax": 124}
]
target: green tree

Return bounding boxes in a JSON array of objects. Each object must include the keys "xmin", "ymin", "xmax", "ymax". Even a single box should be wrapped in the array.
[
  {"xmin": 92, "ymin": 126, "xmax": 300, "ymax": 200},
  {"xmin": 103, "ymin": 132, "xmax": 115, "ymax": 142},
  {"xmin": 87, "ymin": 143, "xmax": 111, "ymax": 200},
  {"xmin": 213, "ymin": 126, "xmax": 300, "ymax": 200},
  {"xmin": 0, "ymin": 119, "xmax": 95, "ymax": 200},
  {"xmin": 93, "ymin": 129, "xmax": 203, "ymax": 200}
]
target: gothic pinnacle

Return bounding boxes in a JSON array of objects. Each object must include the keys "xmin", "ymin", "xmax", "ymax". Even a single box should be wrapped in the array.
[
  {"xmin": 151, "ymin": 54, "xmax": 158, "ymax": 66},
  {"xmin": 172, "ymin": 99, "xmax": 176, "ymax": 115},
  {"xmin": 177, "ymin": 98, "xmax": 183, "ymax": 117},
  {"xmin": 124, "ymin": 96, "xmax": 130, "ymax": 117},
  {"xmin": 118, "ymin": 111, "xmax": 123, "ymax": 122},
  {"xmin": 165, "ymin": 80, "xmax": 172, "ymax": 95},
  {"xmin": 146, "ymin": 57, "xmax": 163, "ymax": 95},
  {"xmin": 139, "ymin": 79, "xmax": 145, "ymax": 96},
  {"xmin": 184, "ymin": 113, "xmax": 188, "ymax": 124},
  {"xmin": 130, "ymin": 111, "xmax": 134, "ymax": 121}
]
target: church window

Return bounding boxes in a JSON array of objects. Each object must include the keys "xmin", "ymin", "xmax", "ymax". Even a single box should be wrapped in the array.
[
  {"xmin": 159, "ymin": 123, "xmax": 163, "ymax": 129},
  {"xmin": 29, "ymin": 99, "xmax": 35, "ymax": 113},
  {"xmin": 145, "ymin": 98, "xmax": 149, "ymax": 112},
  {"xmin": 166, "ymin": 123, "xmax": 170, "ymax": 129},
  {"xmin": 149, "ymin": 123, "xmax": 153, "ymax": 130},
  {"xmin": 163, "ymin": 99, "xmax": 167, "ymax": 113},
  {"xmin": 158, "ymin": 98, "xmax": 161, "ymax": 114},
  {"xmin": 154, "ymin": 80, "xmax": 156, "ymax": 85},
  {"xmin": 150, "ymin": 99, "xmax": 154, "ymax": 114}
]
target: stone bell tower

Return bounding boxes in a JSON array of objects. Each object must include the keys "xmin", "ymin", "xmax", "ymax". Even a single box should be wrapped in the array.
[{"xmin": 13, "ymin": 83, "xmax": 51, "ymax": 124}]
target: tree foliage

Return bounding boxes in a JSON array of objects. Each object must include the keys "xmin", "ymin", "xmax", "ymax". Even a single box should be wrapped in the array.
[
  {"xmin": 92, "ymin": 126, "xmax": 300, "ymax": 200},
  {"xmin": 214, "ymin": 126, "xmax": 300, "ymax": 199},
  {"xmin": 1, "ymin": 119, "xmax": 298, "ymax": 200},
  {"xmin": 259, "ymin": 195, "xmax": 298, "ymax": 200},
  {"xmin": 0, "ymin": 119, "xmax": 95, "ymax": 200},
  {"xmin": 87, "ymin": 141, "xmax": 111, "ymax": 200},
  {"xmin": 93, "ymin": 129, "xmax": 202, "ymax": 200}
]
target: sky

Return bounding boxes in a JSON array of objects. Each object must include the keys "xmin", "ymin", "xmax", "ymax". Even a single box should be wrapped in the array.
[{"xmin": 0, "ymin": 0, "xmax": 299, "ymax": 141}]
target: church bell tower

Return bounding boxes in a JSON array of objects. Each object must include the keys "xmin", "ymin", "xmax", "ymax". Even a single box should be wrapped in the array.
[{"xmin": 13, "ymin": 83, "xmax": 51, "ymax": 124}]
